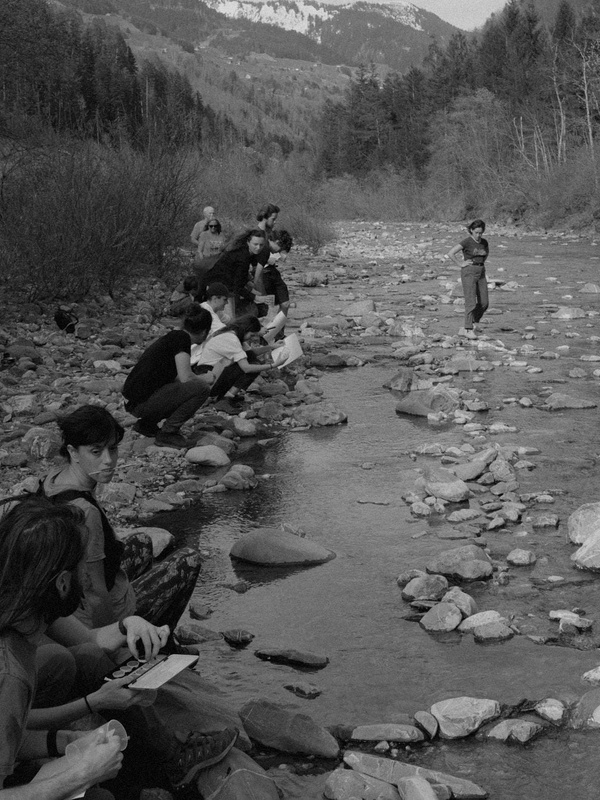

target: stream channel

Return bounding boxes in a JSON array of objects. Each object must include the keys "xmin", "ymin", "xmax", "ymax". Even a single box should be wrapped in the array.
[{"xmin": 150, "ymin": 227, "xmax": 600, "ymax": 798}]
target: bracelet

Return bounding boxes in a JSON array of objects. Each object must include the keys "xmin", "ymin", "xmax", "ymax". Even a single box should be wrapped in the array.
[
  {"xmin": 84, "ymin": 695, "xmax": 94, "ymax": 714},
  {"xmin": 46, "ymin": 729, "xmax": 60, "ymax": 758},
  {"xmin": 118, "ymin": 619, "xmax": 127, "ymax": 636}
]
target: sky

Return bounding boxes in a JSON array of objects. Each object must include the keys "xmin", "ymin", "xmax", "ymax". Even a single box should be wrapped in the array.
[{"xmin": 413, "ymin": 0, "xmax": 507, "ymax": 30}]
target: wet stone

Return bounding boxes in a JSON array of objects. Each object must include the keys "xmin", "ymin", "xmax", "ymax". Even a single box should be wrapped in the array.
[
  {"xmin": 486, "ymin": 719, "xmax": 544, "ymax": 743},
  {"xmin": 255, "ymin": 648, "xmax": 329, "ymax": 669},
  {"xmin": 230, "ymin": 528, "xmax": 335, "ymax": 566},
  {"xmin": 284, "ymin": 682, "xmax": 322, "ymax": 699},
  {"xmin": 350, "ymin": 724, "xmax": 424, "ymax": 743},
  {"xmin": 506, "ymin": 548, "xmax": 536, "ymax": 566},
  {"xmin": 472, "ymin": 621, "xmax": 514, "ymax": 642},
  {"xmin": 534, "ymin": 698, "xmax": 567, "ymax": 725},
  {"xmin": 430, "ymin": 696, "xmax": 501, "ymax": 739},
  {"xmin": 459, "ymin": 611, "xmax": 508, "ymax": 633},
  {"xmin": 419, "ymin": 603, "xmax": 462, "ymax": 633},
  {"xmin": 413, "ymin": 710, "xmax": 438, "ymax": 739},
  {"xmin": 401, "ymin": 574, "xmax": 448, "ymax": 601}
]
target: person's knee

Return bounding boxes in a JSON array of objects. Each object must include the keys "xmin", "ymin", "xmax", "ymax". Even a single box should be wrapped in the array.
[{"xmin": 34, "ymin": 643, "xmax": 77, "ymax": 707}]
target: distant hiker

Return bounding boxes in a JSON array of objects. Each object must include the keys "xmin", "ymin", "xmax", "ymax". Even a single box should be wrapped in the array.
[
  {"xmin": 446, "ymin": 219, "xmax": 489, "ymax": 339},
  {"xmin": 190, "ymin": 206, "xmax": 216, "ymax": 246},
  {"xmin": 254, "ymin": 229, "xmax": 293, "ymax": 327},
  {"xmin": 123, "ymin": 306, "xmax": 214, "ymax": 449},
  {"xmin": 194, "ymin": 218, "xmax": 224, "ymax": 260},
  {"xmin": 200, "ymin": 229, "xmax": 266, "ymax": 318}
]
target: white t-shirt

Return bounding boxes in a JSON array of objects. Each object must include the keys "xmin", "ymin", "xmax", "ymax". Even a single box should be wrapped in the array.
[
  {"xmin": 200, "ymin": 301, "xmax": 226, "ymax": 332},
  {"xmin": 190, "ymin": 331, "xmax": 247, "ymax": 376}
]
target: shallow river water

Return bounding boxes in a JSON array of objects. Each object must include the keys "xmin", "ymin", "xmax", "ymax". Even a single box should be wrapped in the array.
[{"xmin": 151, "ymin": 227, "xmax": 600, "ymax": 798}]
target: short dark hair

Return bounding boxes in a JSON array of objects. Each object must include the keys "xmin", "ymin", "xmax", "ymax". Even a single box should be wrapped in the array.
[
  {"xmin": 256, "ymin": 204, "xmax": 280, "ymax": 221},
  {"xmin": 272, "ymin": 229, "xmax": 293, "ymax": 252},
  {"xmin": 206, "ymin": 282, "xmax": 230, "ymax": 299},
  {"xmin": 183, "ymin": 276, "xmax": 199, "ymax": 293},
  {"xmin": 222, "ymin": 314, "xmax": 262, "ymax": 343},
  {"xmin": 0, "ymin": 496, "xmax": 86, "ymax": 634},
  {"xmin": 468, "ymin": 219, "xmax": 486, "ymax": 233},
  {"xmin": 183, "ymin": 307, "xmax": 213, "ymax": 336},
  {"xmin": 59, "ymin": 405, "xmax": 124, "ymax": 460}
]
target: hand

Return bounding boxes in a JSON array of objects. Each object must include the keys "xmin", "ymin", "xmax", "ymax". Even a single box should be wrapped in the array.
[
  {"xmin": 88, "ymin": 675, "xmax": 158, "ymax": 711},
  {"xmin": 79, "ymin": 729, "xmax": 123, "ymax": 785},
  {"xmin": 122, "ymin": 617, "xmax": 169, "ymax": 660}
]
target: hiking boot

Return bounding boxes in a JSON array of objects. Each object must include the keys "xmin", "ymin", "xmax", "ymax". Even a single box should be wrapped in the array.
[
  {"xmin": 164, "ymin": 728, "xmax": 238, "ymax": 789},
  {"xmin": 154, "ymin": 431, "xmax": 189, "ymax": 449},
  {"xmin": 133, "ymin": 419, "xmax": 160, "ymax": 437},
  {"xmin": 213, "ymin": 399, "xmax": 241, "ymax": 415}
]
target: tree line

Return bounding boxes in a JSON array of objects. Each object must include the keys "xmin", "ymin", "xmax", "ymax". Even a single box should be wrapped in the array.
[{"xmin": 315, "ymin": 0, "xmax": 600, "ymax": 223}]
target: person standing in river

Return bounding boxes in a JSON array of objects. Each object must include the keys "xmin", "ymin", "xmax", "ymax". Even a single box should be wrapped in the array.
[{"xmin": 446, "ymin": 219, "xmax": 489, "ymax": 339}]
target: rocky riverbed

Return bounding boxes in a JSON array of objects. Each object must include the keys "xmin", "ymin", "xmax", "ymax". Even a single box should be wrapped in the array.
[{"xmin": 3, "ymin": 220, "xmax": 600, "ymax": 799}]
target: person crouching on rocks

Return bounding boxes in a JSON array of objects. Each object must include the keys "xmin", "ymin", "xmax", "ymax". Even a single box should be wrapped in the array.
[
  {"xmin": 446, "ymin": 219, "xmax": 489, "ymax": 340},
  {"xmin": 123, "ymin": 306, "xmax": 214, "ymax": 449}
]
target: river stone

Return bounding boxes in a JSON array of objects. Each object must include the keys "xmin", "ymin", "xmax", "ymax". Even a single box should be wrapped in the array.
[
  {"xmin": 486, "ymin": 719, "xmax": 543, "ymax": 744},
  {"xmin": 568, "ymin": 502, "xmax": 600, "ymax": 544},
  {"xmin": 185, "ymin": 445, "xmax": 231, "ymax": 466},
  {"xmin": 343, "ymin": 752, "xmax": 487, "ymax": 799},
  {"xmin": 472, "ymin": 621, "xmax": 514, "ymax": 642},
  {"xmin": 232, "ymin": 417, "xmax": 259, "ymax": 437},
  {"xmin": 194, "ymin": 432, "xmax": 236, "ymax": 454},
  {"xmin": 551, "ymin": 306, "xmax": 586, "ymax": 319},
  {"xmin": 230, "ymin": 528, "xmax": 335, "ymax": 566},
  {"xmin": 451, "ymin": 460, "xmax": 488, "ymax": 482},
  {"xmin": 581, "ymin": 283, "xmax": 600, "ymax": 293},
  {"xmin": 489, "ymin": 457, "xmax": 514, "ymax": 482},
  {"xmin": 239, "ymin": 698, "xmax": 339, "ymax": 757},
  {"xmin": 571, "ymin": 531, "xmax": 600, "ymax": 571},
  {"xmin": 419, "ymin": 603, "xmax": 462, "ymax": 633},
  {"xmin": 395, "ymin": 387, "xmax": 460, "ymax": 417},
  {"xmin": 255, "ymin": 649, "xmax": 329, "ymax": 668},
  {"xmin": 219, "ymin": 465, "xmax": 257, "ymax": 490},
  {"xmin": 424, "ymin": 478, "xmax": 470, "ymax": 503},
  {"xmin": 324, "ymin": 767, "xmax": 400, "ymax": 800},
  {"xmin": 582, "ymin": 667, "xmax": 600, "ymax": 685},
  {"xmin": 442, "ymin": 587, "xmax": 477, "ymax": 618},
  {"xmin": 309, "ymin": 353, "xmax": 347, "ymax": 368},
  {"xmin": 351, "ymin": 724, "xmax": 424, "ymax": 743},
  {"xmin": 446, "ymin": 508, "xmax": 482, "ymax": 523},
  {"xmin": 534, "ymin": 698, "xmax": 567, "ymax": 725},
  {"xmin": 430, "ymin": 697, "xmax": 500, "ymax": 739},
  {"xmin": 343, "ymin": 298, "xmax": 375, "ymax": 316},
  {"xmin": 195, "ymin": 748, "xmax": 280, "ymax": 800},
  {"xmin": 396, "ymin": 777, "xmax": 438, "ymax": 800},
  {"xmin": 284, "ymin": 682, "xmax": 321, "ymax": 699},
  {"xmin": 506, "ymin": 548, "xmax": 536, "ymax": 566},
  {"xmin": 426, "ymin": 545, "xmax": 492, "ymax": 582},
  {"xmin": 401, "ymin": 574, "xmax": 449, "ymax": 601},
  {"xmin": 385, "ymin": 368, "xmax": 414, "ymax": 394},
  {"xmin": 413, "ymin": 711, "xmax": 438, "ymax": 739},
  {"xmin": 293, "ymin": 403, "xmax": 348, "ymax": 427},
  {"xmin": 459, "ymin": 611, "xmax": 508, "ymax": 633},
  {"xmin": 397, "ymin": 569, "xmax": 427, "ymax": 587},
  {"xmin": 570, "ymin": 689, "xmax": 600, "ymax": 729},
  {"xmin": 543, "ymin": 393, "xmax": 597, "ymax": 410}
]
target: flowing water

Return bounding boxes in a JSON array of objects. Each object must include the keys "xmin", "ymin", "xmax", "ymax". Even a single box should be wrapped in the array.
[{"xmin": 150, "ymin": 229, "xmax": 600, "ymax": 798}]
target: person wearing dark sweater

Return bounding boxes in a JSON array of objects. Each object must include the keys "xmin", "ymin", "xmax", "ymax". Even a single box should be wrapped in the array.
[
  {"xmin": 123, "ymin": 307, "xmax": 213, "ymax": 449},
  {"xmin": 446, "ymin": 219, "xmax": 490, "ymax": 339},
  {"xmin": 200, "ymin": 229, "xmax": 266, "ymax": 317}
]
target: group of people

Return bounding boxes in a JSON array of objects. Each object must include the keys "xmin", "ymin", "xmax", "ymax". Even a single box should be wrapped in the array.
[
  {"xmin": 1, "ymin": 406, "xmax": 238, "ymax": 799},
  {"xmin": 140, "ymin": 203, "xmax": 294, "ymax": 447}
]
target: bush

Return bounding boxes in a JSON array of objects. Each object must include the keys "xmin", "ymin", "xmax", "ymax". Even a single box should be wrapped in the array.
[{"xmin": 0, "ymin": 141, "xmax": 196, "ymax": 301}]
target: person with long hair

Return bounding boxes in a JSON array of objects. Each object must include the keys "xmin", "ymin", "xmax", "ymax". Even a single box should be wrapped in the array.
[
  {"xmin": 123, "ymin": 306, "xmax": 214, "ymax": 449},
  {"xmin": 446, "ymin": 219, "xmax": 490, "ymax": 339},
  {"xmin": 191, "ymin": 315, "xmax": 274, "ymax": 413},
  {"xmin": 0, "ymin": 496, "xmax": 124, "ymax": 798},
  {"xmin": 199, "ymin": 229, "xmax": 266, "ymax": 317}
]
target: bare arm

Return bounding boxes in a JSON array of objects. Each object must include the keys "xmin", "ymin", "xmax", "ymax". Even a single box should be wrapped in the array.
[
  {"xmin": 447, "ymin": 243, "xmax": 467, "ymax": 267},
  {"xmin": 47, "ymin": 614, "xmax": 169, "ymax": 660},
  {"xmin": 236, "ymin": 357, "xmax": 272, "ymax": 375},
  {"xmin": 175, "ymin": 351, "xmax": 214, "ymax": 385}
]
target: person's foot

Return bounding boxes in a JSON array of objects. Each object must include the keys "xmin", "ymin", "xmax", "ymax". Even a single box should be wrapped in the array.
[
  {"xmin": 213, "ymin": 398, "xmax": 242, "ymax": 414},
  {"xmin": 458, "ymin": 327, "xmax": 477, "ymax": 339},
  {"xmin": 133, "ymin": 419, "xmax": 160, "ymax": 437},
  {"xmin": 154, "ymin": 431, "xmax": 189, "ymax": 449},
  {"xmin": 164, "ymin": 728, "xmax": 238, "ymax": 789}
]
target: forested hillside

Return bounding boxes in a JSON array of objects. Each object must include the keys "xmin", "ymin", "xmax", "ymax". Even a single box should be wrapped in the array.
[{"xmin": 315, "ymin": 0, "xmax": 600, "ymax": 228}]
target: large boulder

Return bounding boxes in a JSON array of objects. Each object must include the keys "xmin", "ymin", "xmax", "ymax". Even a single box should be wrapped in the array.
[
  {"xmin": 239, "ymin": 698, "xmax": 339, "ymax": 757},
  {"xmin": 571, "ymin": 531, "xmax": 600, "ymax": 571},
  {"xmin": 429, "ymin": 696, "xmax": 500, "ymax": 739},
  {"xmin": 568, "ymin": 502, "xmax": 600, "ymax": 545},
  {"xmin": 424, "ymin": 477, "xmax": 471, "ymax": 503},
  {"xmin": 543, "ymin": 393, "xmax": 597, "ymax": 410},
  {"xmin": 230, "ymin": 528, "xmax": 335, "ymax": 566}
]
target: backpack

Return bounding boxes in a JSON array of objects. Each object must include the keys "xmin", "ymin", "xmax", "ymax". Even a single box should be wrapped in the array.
[{"xmin": 54, "ymin": 308, "xmax": 78, "ymax": 334}]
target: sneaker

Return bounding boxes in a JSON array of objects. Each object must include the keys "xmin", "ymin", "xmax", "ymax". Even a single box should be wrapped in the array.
[
  {"xmin": 164, "ymin": 728, "xmax": 238, "ymax": 789},
  {"xmin": 458, "ymin": 327, "xmax": 477, "ymax": 340},
  {"xmin": 133, "ymin": 419, "xmax": 160, "ymax": 437},
  {"xmin": 154, "ymin": 431, "xmax": 189, "ymax": 449}
]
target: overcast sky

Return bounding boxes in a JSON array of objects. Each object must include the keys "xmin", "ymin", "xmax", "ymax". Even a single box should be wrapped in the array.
[{"xmin": 414, "ymin": 0, "xmax": 507, "ymax": 30}]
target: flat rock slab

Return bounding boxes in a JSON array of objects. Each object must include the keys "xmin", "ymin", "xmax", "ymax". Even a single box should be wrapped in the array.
[
  {"xmin": 350, "ymin": 724, "xmax": 424, "ymax": 743},
  {"xmin": 343, "ymin": 752, "xmax": 488, "ymax": 798},
  {"xmin": 459, "ymin": 611, "xmax": 508, "ymax": 633},
  {"xmin": 396, "ymin": 776, "xmax": 438, "ymax": 800},
  {"xmin": 240, "ymin": 698, "xmax": 340, "ymax": 757},
  {"xmin": 324, "ymin": 767, "xmax": 400, "ymax": 800},
  {"xmin": 430, "ymin": 697, "xmax": 501, "ymax": 739},
  {"xmin": 419, "ymin": 603, "xmax": 462, "ymax": 633},
  {"xmin": 255, "ymin": 648, "xmax": 329, "ymax": 669},
  {"xmin": 230, "ymin": 528, "xmax": 335, "ymax": 566},
  {"xmin": 195, "ymin": 747, "xmax": 280, "ymax": 800},
  {"xmin": 472, "ymin": 621, "xmax": 514, "ymax": 642},
  {"xmin": 543, "ymin": 393, "xmax": 597, "ymax": 410}
]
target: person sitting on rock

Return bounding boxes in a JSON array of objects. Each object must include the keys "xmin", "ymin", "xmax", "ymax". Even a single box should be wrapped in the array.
[{"xmin": 123, "ymin": 306, "xmax": 214, "ymax": 449}]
